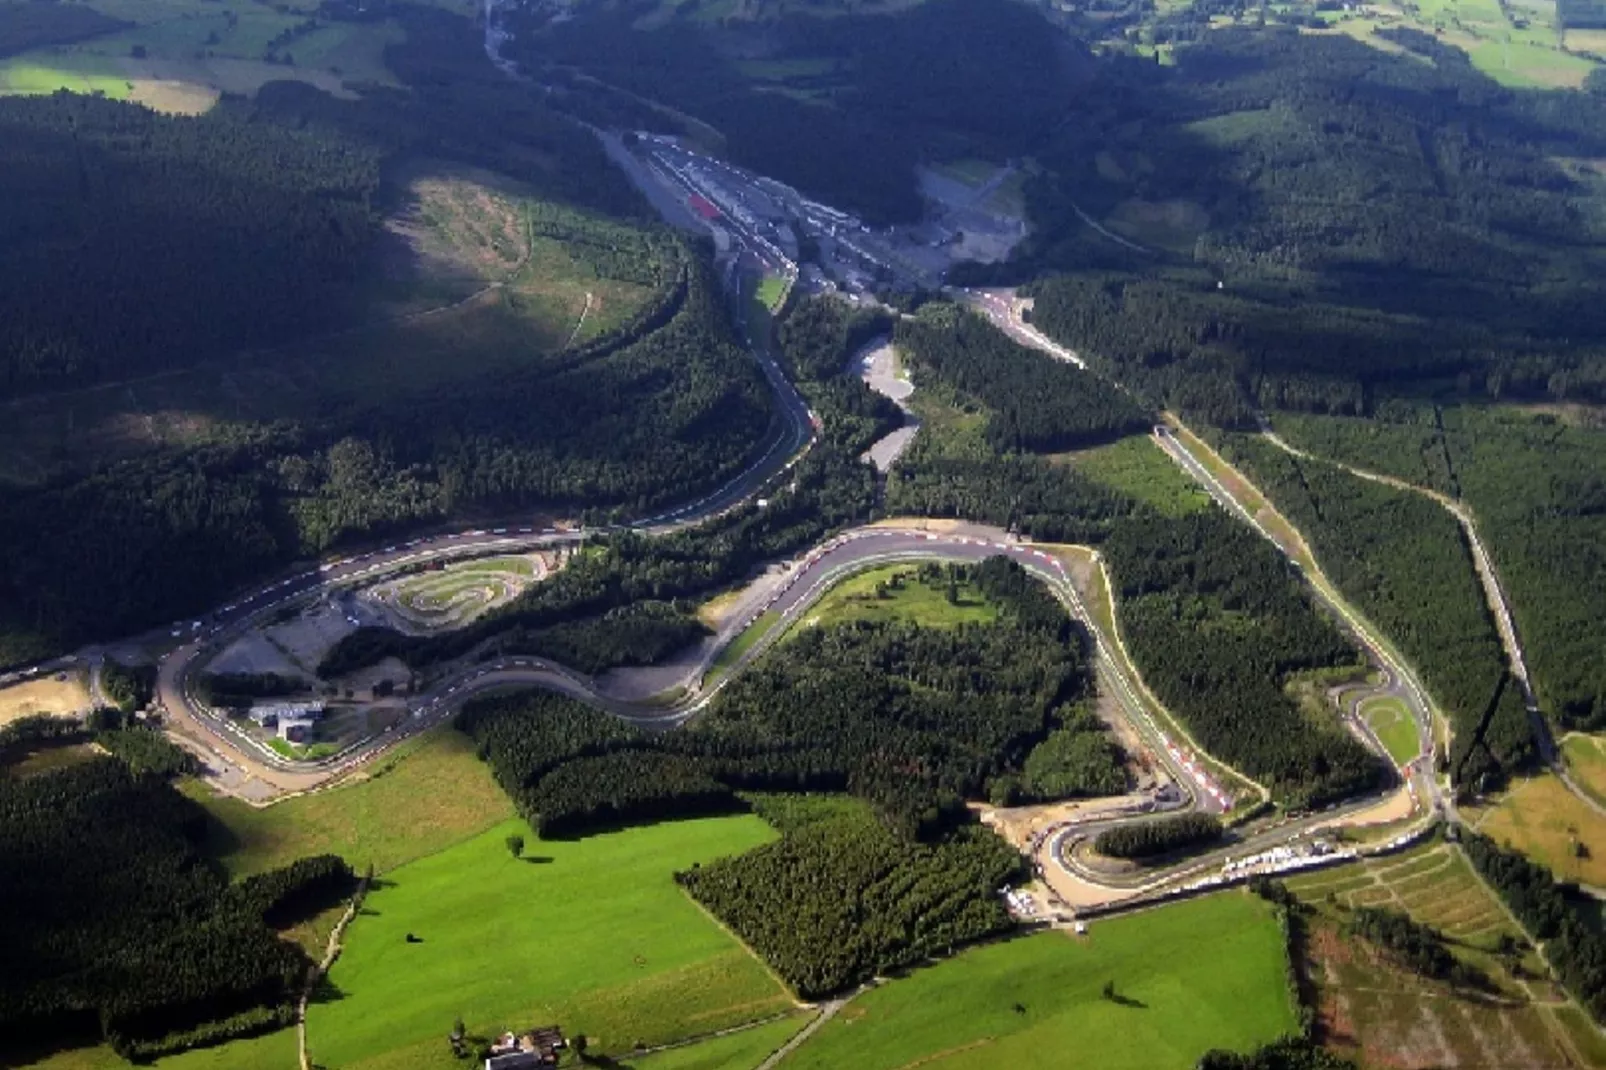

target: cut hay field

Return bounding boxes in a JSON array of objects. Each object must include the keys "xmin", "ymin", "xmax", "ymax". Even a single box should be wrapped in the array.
[
  {"xmin": 1469, "ymin": 772, "xmax": 1606, "ymax": 888},
  {"xmin": 307, "ymin": 815, "xmax": 792, "ymax": 1069},
  {"xmin": 184, "ymin": 728, "xmax": 515, "ymax": 878},
  {"xmin": 0, "ymin": 674, "xmax": 91, "ymax": 725},
  {"xmin": 1282, "ymin": 842, "xmax": 1588, "ymax": 1068},
  {"xmin": 780, "ymin": 892, "xmax": 1296, "ymax": 1070},
  {"xmin": 797, "ymin": 563, "xmax": 1001, "ymax": 633}
]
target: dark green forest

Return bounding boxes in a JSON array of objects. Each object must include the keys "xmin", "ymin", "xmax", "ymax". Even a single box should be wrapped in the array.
[
  {"xmin": 0, "ymin": 4, "xmax": 128, "ymax": 57},
  {"xmin": 513, "ymin": 0, "xmax": 1080, "ymax": 222},
  {"xmin": 895, "ymin": 305, "xmax": 1151, "ymax": 452},
  {"xmin": 0, "ymin": 758, "xmax": 352, "ymax": 1059},
  {"xmin": 1270, "ymin": 407, "xmax": 1606, "ymax": 732},
  {"xmin": 1464, "ymin": 831, "xmax": 1606, "ymax": 1023},
  {"xmin": 678, "ymin": 798, "xmax": 1023, "ymax": 998},
  {"xmin": 456, "ymin": 555, "xmax": 1118, "ymax": 838},
  {"xmin": 1008, "ymin": 29, "xmax": 1606, "ymax": 423},
  {"xmin": 1215, "ymin": 433, "xmax": 1534, "ymax": 786},
  {"xmin": 0, "ymin": 244, "xmax": 771, "ymax": 668},
  {"xmin": 1094, "ymin": 812, "xmax": 1223, "ymax": 859},
  {"xmin": 0, "ymin": 93, "xmax": 381, "ymax": 397},
  {"xmin": 1103, "ymin": 510, "xmax": 1384, "ymax": 807}
]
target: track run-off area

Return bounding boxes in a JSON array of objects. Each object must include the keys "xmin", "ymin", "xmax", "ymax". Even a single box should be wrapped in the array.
[{"xmin": 5, "ymin": 280, "xmax": 1449, "ymax": 909}]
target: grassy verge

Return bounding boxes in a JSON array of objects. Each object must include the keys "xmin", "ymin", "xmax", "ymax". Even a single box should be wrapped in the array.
[
  {"xmin": 783, "ymin": 891, "xmax": 1295, "ymax": 1070},
  {"xmin": 308, "ymin": 815, "xmax": 791, "ymax": 1068},
  {"xmin": 1360, "ymin": 696, "xmax": 1419, "ymax": 767},
  {"xmin": 792, "ymin": 563, "xmax": 1000, "ymax": 633}
]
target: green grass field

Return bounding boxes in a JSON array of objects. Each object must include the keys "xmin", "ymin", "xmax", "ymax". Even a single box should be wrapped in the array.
[
  {"xmin": 795, "ymin": 563, "xmax": 1000, "ymax": 633},
  {"xmin": 1360, "ymin": 696, "xmax": 1419, "ymax": 766},
  {"xmin": 633, "ymin": 1014, "xmax": 810, "ymax": 1070},
  {"xmin": 1065, "ymin": 435, "xmax": 1212, "ymax": 517},
  {"xmin": 781, "ymin": 892, "xmax": 1295, "ymax": 1070},
  {"xmin": 308, "ymin": 815, "xmax": 791, "ymax": 1069},
  {"xmin": 184, "ymin": 729, "xmax": 514, "ymax": 878}
]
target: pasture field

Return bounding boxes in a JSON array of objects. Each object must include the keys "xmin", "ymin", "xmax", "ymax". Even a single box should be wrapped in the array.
[
  {"xmin": 1469, "ymin": 772, "xmax": 1606, "ymax": 888},
  {"xmin": 0, "ymin": 172, "xmax": 664, "ymax": 485},
  {"xmin": 15, "ymin": 1022, "xmax": 299, "ymax": 1070},
  {"xmin": 797, "ymin": 563, "xmax": 1001, "ymax": 632},
  {"xmin": 1304, "ymin": 0, "xmax": 1600, "ymax": 89},
  {"xmin": 307, "ymin": 815, "xmax": 791, "ymax": 1068},
  {"xmin": 1280, "ymin": 843, "xmax": 1588, "ymax": 1068},
  {"xmin": 1360, "ymin": 696, "xmax": 1419, "ymax": 767},
  {"xmin": 0, "ymin": 674, "xmax": 90, "ymax": 725},
  {"xmin": 1563, "ymin": 734, "xmax": 1606, "ymax": 807},
  {"xmin": 184, "ymin": 728, "xmax": 515, "ymax": 878},
  {"xmin": 1062, "ymin": 434, "xmax": 1212, "ymax": 517},
  {"xmin": 0, "ymin": 0, "xmax": 407, "ymax": 111},
  {"xmin": 780, "ymin": 891, "xmax": 1295, "ymax": 1070},
  {"xmin": 631, "ymin": 1014, "xmax": 811, "ymax": 1070}
]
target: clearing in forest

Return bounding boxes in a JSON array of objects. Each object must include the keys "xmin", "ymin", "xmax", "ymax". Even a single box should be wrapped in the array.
[
  {"xmin": 781, "ymin": 891, "xmax": 1296, "ymax": 1070},
  {"xmin": 797, "ymin": 562, "xmax": 1001, "ymax": 633},
  {"xmin": 1061, "ymin": 435, "xmax": 1213, "ymax": 517},
  {"xmin": 0, "ymin": 674, "xmax": 90, "ymax": 726},
  {"xmin": 1468, "ymin": 772, "xmax": 1606, "ymax": 889}
]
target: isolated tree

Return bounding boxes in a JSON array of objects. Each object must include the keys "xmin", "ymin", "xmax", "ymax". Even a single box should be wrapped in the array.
[
  {"xmin": 505, "ymin": 833, "xmax": 525, "ymax": 859},
  {"xmin": 1101, "ymin": 980, "xmax": 1117, "ymax": 1002}
]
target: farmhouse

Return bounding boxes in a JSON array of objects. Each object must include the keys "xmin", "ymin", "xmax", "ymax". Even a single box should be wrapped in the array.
[{"xmin": 484, "ymin": 1025, "xmax": 565, "ymax": 1069}]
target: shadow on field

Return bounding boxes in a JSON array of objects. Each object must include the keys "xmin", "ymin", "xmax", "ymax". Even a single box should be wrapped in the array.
[{"xmin": 523, "ymin": 855, "xmax": 554, "ymax": 864}]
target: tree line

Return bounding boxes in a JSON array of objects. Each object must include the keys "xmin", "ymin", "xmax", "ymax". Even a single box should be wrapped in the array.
[
  {"xmin": 0, "ymin": 757, "xmax": 353, "ymax": 1061},
  {"xmin": 1094, "ymin": 812, "xmax": 1223, "ymax": 859},
  {"xmin": 1463, "ymin": 831, "xmax": 1606, "ymax": 1023},
  {"xmin": 1345, "ymin": 906, "xmax": 1491, "ymax": 991},
  {"xmin": 316, "ymin": 293, "xmax": 895, "ymax": 681}
]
